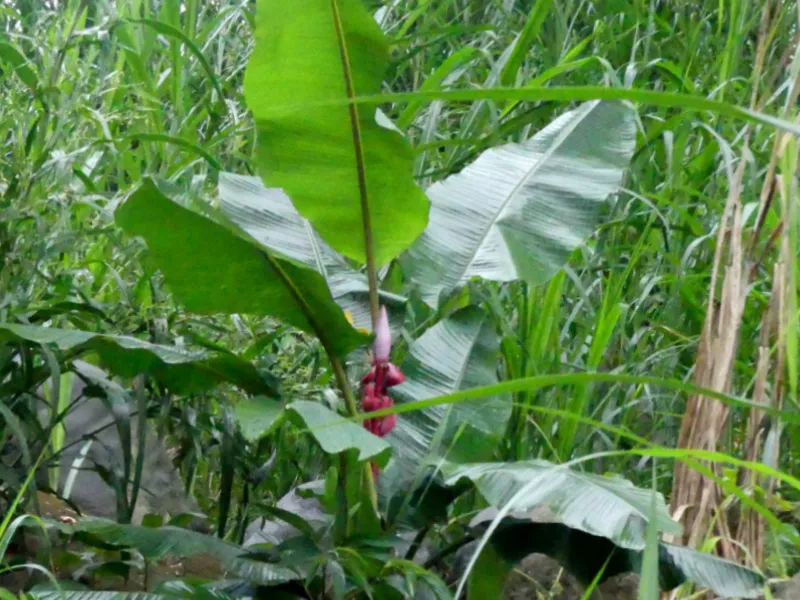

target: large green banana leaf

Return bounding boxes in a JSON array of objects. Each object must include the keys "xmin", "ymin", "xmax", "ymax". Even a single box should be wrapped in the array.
[
  {"xmin": 447, "ymin": 462, "xmax": 764, "ymax": 599},
  {"xmin": 405, "ymin": 100, "xmax": 637, "ymax": 306},
  {"xmin": 0, "ymin": 323, "xmax": 275, "ymax": 395},
  {"xmin": 443, "ymin": 460, "xmax": 680, "ymax": 549},
  {"xmin": 381, "ymin": 307, "xmax": 510, "ymax": 500},
  {"xmin": 115, "ymin": 179, "xmax": 367, "ymax": 358},
  {"xmin": 217, "ymin": 172, "xmax": 405, "ymax": 331},
  {"xmin": 244, "ymin": 0, "xmax": 429, "ymax": 266}
]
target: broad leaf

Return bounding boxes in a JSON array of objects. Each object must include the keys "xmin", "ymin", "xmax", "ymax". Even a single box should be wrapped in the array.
[
  {"xmin": 442, "ymin": 460, "xmax": 681, "ymax": 550},
  {"xmin": 469, "ymin": 516, "xmax": 765, "ymax": 599},
  {"xmin": 27, "ymin": 582, "xmax": 241, "ymax": 600},
  {"xmin": 288, "ymin": 401, "xmax": 391, "ymax": 466},
  {"xmin": 405, "ymin": 100, "xmax": 637, "ymax": 306},
  {"xmin": 217, "ymin": 173, "xmax": 405, "ymax": 330},
  {"xmin": 382, "ymin": 307, "xmax": 510, "ymax": 494},
  {"xmin": 115, "ymin": 179, "xmax": 367, "ymax": 358},
  {"xmin": 467, "ymin": 542, "xmax": 510, "ymax": 599},
  {"xmin": 234, "ymin": 396, "xmax": 285, "ymax": 442},
  {"xmin": 657, "ymin": 543, "xmax": 765, "ymax": 599},
  {"xmin": 244, "ymin": 0, "xmax": 429, "ymax": 265},
  {"xmin": 42, "ymin": 518, "xmax": 299, "ymax": 586},
  {"xmin": 0, "ymin": 323, "xmax": 274, "ymax": 396}
]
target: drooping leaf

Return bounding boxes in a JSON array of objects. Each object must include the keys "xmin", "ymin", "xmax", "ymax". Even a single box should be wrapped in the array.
[
  {"xmin": 288, "ymin": 400, "xmax": 391, "ymax": 466},
  {"xmin": 27, "ymin": 582, "xmax": 241, "ymax": 600},
  {"xmin": 442, "ymin": 460, "xmax": 681, "ymax": 550},
  {"xmin": 234, "ymin": 396, "xmax": 285, "ymax": 442},
  {"xmin": 40, "ymin": 518, "xmax": 299, "ymax": 586},
  {"xmin": 469, "ymin": 516, "xmax": 765, "ymax": 599},
  {"xmin": 217, "ymin": 173, "xmax": 406, "ymax": 331},
  {"xmin": 638, "ymin": 487, "xmax": 661, "ymax": 600},
  {"xmin": 0, "ymin": 323, "xmax": 274, "ymax": 396},
  {"xmin": 244, "ymin": 0, "xmax": 429, "ymax": 266},
  {"xmin": 657, "ymin": 542, "xmax": 765, "ymax": 599},
  {"xmin": 381, "ymin": 307, "xmax": 511, "ymax": 495},
  {"xmin": 405, "ymin": 100, "xmax": 637, "ymax": 306},
  {"xmin": 115, "ymin": 178, "xmax": 367, "ymax": 358},
  {"xmin": 27, "ymin": 593, "xmax": 172, "ymax": 600}
]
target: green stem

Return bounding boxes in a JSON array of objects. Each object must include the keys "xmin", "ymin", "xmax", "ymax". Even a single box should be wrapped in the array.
[
  {"xmin": 259, "ymin": 247, "xmax": 380, "ymax": 519},
  {"xmin": 326, "ymin": 0, "xmax": 383, "ymax": 518},
  {"xmin": 329, "ymin": 353, "xmax": 379, "ymax": 514}
]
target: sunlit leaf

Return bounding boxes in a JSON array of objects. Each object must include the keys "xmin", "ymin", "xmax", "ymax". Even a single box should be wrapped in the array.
[
  {"xmin": 244, "ymin": 0, "xmax": 429, "ymax": 265},
  {"xmin": 288, "ymin": 400, "xmax": 391, "ymax": 466},
  {"xmin": 115, "ymin": 179, "xmax": 367, "ymax": 358},
  {"xmin": 405, "ymin": 100, "xmax": 636, "ymax": 305}
]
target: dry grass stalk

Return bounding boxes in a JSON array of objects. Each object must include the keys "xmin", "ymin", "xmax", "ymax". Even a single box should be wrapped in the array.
[
  {"xmin": 671, "ymin": 158, "xmax": 747, "ymax": 562},
  {"xmin": 671, "ymin": 132, "xmax": 796, "ymax": 583},
  {"xmin": 669, "ymin": 1, "xmax": 799, "ymax": 579}
]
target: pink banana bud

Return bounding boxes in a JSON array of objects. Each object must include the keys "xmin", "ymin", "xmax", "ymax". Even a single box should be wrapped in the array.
[
  {"xmin": 373, "ymin": 305, "xmax": 391, "ymax": 364},
  {"xmin": 361, "ymin": 305, "xmax": 403, "ymax": 480}
]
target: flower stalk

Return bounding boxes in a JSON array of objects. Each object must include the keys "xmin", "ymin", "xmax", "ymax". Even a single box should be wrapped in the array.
[{"xmin": 360, "ymin": 305, "xmax": 404, "ymax": 479}]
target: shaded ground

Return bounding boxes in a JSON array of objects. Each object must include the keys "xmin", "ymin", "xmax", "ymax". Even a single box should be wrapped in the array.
[{"xmin": 503, "ymin": 554, "xmax": 638, "ymax": 600}]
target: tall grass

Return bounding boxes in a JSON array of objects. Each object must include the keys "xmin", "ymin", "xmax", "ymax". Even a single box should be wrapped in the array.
[{"xmin": 1, "ymin": 0, "xmax": 798, "ymax": 583}]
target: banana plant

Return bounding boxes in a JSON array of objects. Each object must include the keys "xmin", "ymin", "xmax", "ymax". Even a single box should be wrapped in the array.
[{"xmin": 106, "ymin": 0, "xmax": 764, "ymax": 596}]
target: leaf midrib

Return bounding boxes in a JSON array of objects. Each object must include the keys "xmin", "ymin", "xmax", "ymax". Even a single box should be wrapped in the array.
[
  {"xmin": 330, "ymin": 0, "xmax": 375, "ymax": 279},
  {"xmin": 459, "ymin": 100, "xmax": 602, "ymax": 282}
]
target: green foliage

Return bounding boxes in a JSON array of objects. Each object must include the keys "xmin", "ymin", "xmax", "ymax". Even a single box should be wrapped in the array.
[
  {"xmin": 2, "ymin": 0, "xmax": 798, "ymax": 598},
  {"xmin": 405, "ymin": 99, "xmax": 637, "ymax": 306},
  {"xmin": 43, "ymin": 517, "xmax": 299, "ymax": 585},
  {"xmin": 382, "ymin": 306, "xmax": 510, "ymax": 496},
  {"xmin": 288, "ymin": 401, "xmax": 391, "ymax": 466},
  {"xmin": 234, "ymin": 396, "xmax": 284, "ymax": 443},
  {"xmin": 0, "ymin": 323, "xmax": 274, "ymax": 395},
  {"xmin": 216, "ymin": 172, "xmax": 406, "ymax": 331},
  {"xmin": 441, "ymin": 460, "xmax": 680, "ymax": 547},
  {"xmin": 115, "ymin": 179, "xmax": 367, "ymax": 358},
  {"xmin": 244, "ymin": 0, "xmax": 430, "ymax": 266}
]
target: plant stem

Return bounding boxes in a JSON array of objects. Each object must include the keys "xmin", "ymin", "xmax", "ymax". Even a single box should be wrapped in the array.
[
  {"xmin": 404, "ymin": 526, "xmax": 430, "ymax": 561},
  {"xmin": 422, "ymin": 536, "xmax": 475, "ymax": 569},
  {"xmin": 329, "ymin": 0, "xmax": 381, "ymax": 327},
  {"xmin": 329, "ymin": 353, "xmax": 379, "ymax": 513}
]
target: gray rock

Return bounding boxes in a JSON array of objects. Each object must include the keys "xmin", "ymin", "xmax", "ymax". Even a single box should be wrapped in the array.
[
  {"xmin": 772, "ymin": 573, "xmax": 800, "ymax": 600},
  {"xmin": 244, "ymin": 486, "xmax": 331, "ymax": 547},
  {"xmin": 3, "ymin": 361, "xmax": 207, "ymax": 530}
]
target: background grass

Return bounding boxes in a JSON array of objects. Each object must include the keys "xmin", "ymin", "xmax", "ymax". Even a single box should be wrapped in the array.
[{"xmin": 1, "ymin": 0, "xmax": 799, "ymax": 588}]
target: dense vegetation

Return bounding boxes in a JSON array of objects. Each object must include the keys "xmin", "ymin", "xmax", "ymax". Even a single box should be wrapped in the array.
[{"xmin": 1, "ymin": 0, "xmax": 798, "ymax": 598}]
